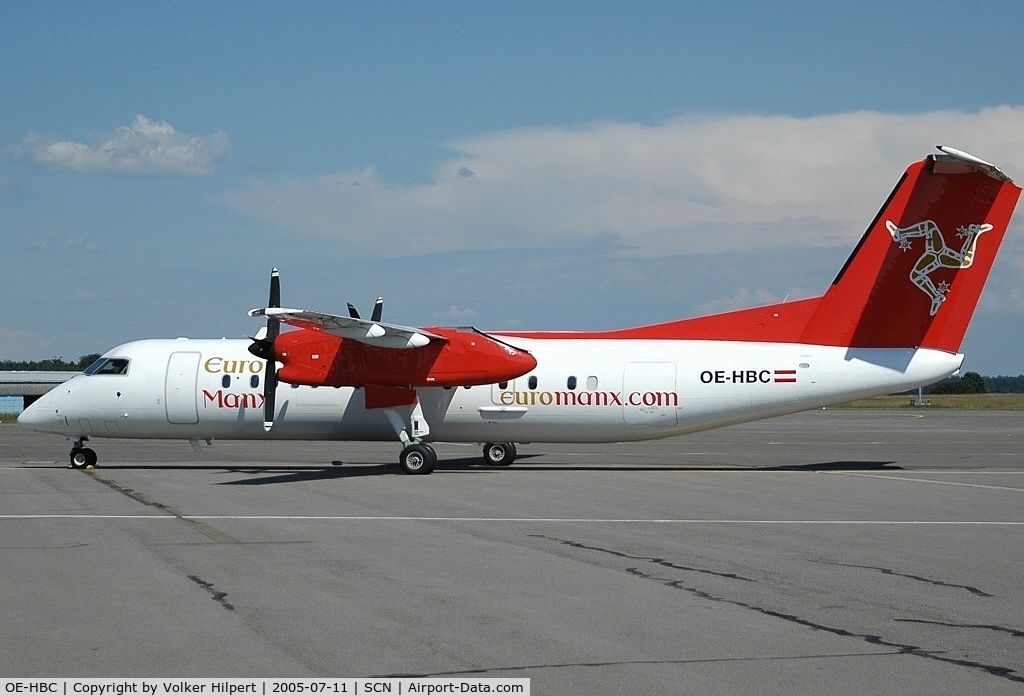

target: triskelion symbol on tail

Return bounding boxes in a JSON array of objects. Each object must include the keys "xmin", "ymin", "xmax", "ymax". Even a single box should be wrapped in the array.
[{"xmin": 885, "ymin": 219, "xmax": 994, "ymax": 316}]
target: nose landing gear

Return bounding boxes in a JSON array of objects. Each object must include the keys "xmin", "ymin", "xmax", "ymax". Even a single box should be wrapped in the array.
[{"xmin": 68, "ymin": 438, "xmax": 97, "ymax": 469}]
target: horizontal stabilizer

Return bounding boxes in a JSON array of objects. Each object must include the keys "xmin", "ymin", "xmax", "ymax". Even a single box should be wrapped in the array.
[{"xmin": 935, "ymin": 145, "xmax": 1013, "ymax": 183}]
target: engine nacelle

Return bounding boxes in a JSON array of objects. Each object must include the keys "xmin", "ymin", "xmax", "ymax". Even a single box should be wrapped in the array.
[{"xmin": 275, "ymin": 327, "xmax": 536, "ymax": 388}]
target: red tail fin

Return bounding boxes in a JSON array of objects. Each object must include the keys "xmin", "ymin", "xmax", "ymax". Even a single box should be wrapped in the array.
[
  {"xmin": 799, "ymin": 147, "xmax": 1020, "ymax": 352},
  {"xmin": 507, "ymin": 148, "xmax": 1020, "ymax": 350}
]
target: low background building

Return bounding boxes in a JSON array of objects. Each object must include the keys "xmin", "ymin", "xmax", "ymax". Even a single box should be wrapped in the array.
[{"xmin": 0, "ymin": 372, "xmax": 79, "ymax": 412}]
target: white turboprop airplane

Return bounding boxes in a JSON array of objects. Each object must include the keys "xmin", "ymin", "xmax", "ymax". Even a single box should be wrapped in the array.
[{"xmin": 18, "ymin": 146, "xmax": 1022, "ymax": 474}]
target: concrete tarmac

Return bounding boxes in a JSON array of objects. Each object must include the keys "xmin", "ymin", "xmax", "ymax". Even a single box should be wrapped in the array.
[{"xmin": 1, "ymin": 409, "xmax": 1023, "ymax": 694}]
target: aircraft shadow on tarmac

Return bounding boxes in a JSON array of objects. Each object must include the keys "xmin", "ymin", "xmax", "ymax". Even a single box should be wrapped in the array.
[
  {"xmin": 211, "ymin": 457, "xmax": 902, "ymax": 485},
  {"xmin": 763, "ymin": 460, "xmax": 901, "ymax": 472},
  {"xmin": 444, "ymin": 459, "xmax": 902, "ymax": 474},
  {"xmin": 216, "ymin": 454, "xmax": 534, "ymax": 484},
  {"xmin": 84, "ymin": 456, "xmax": 901, "ymax": 486}
]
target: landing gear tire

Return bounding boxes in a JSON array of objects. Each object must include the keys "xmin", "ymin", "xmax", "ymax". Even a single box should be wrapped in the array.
[
  {"xmin": 69, "ymin": 447, "xmax": 98, "ymax": 469},
  {"xmin": 399, "ymin": 443, "xmax": 436, "ymax": 475},
  {"xmin": 483, "ymin": 442, "xmax": 517, "ymax": 466}
]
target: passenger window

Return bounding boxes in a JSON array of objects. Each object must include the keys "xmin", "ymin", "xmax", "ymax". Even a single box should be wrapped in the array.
[
  {"xmin": 587, "ymin": 375, "xmax": 598, "ymax": 390},
  {"xmin": 222, "ymin": 375, "xmax": 231, "ymax": 388},
  {"xmin": 498, "ymin": 381, "xmax": 508, "ymax": 389},
  {"xmin": 250, "ymin": 375, "xmax": 260, "ymax": 389},
  {"xmin": 528, "ymin": 376, "xmax": 538, "ymax": 390},
  {"xmin": 567, "ymin": 376, "xmax": 577, "ymax": 390}
]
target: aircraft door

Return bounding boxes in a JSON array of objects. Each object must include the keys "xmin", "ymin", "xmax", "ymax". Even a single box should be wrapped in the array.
[
  {"xmin": 623, "ymin": 362, "xmax": 678, "ymax": 427},
  {"xmin": 165, "ymin": 351, "xmax": 200, "ymax": 424}
]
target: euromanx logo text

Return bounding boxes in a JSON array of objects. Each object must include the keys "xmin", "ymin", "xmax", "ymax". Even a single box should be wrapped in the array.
[{"xmin": 498, "ymin": 390, "xmax": 679, "ymax": 407}]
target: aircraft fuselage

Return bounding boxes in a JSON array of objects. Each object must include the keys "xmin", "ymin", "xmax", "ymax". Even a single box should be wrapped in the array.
[{"xmin": 20, "ymin": 336, "xmax": 962, "ymax": 445}]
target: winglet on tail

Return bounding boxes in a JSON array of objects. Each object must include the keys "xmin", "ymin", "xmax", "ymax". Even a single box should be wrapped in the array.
[{"xmin": 799, "ymin": 146, "xmax": 1021, "ymax": 353}]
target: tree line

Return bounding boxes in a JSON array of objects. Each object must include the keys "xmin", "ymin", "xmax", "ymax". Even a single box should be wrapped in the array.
[{"xmin": 914, "ymin": 372, "xmax": 1024, "ymax": 394}]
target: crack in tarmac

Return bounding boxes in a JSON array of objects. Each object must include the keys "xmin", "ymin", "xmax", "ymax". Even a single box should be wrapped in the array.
[
  {"xmin": 813, "ymin": 559, "xmax": 994, "ymax": 597},
  {"xmin": 538, "ymin": 535, "xmax": 1023, "ymax": 684},
  {"xmin": 378, "ymin": 648, "xmax": 902, "ymax": 678},
  {"xmin": 622, "ymin": 566, "xmax": 1023, "ymax": 684},
  {"xmin": 187, "ymin": 574, "xmax": 236, "ymax": 611},
  {"xmin": 895, "ymin": 618, "xmax": 1024, "ymax": 638},
  {"xmin": 530, "ymin": 534, "xmax": 758, "ymax": 582},
  {"xmin": 84, "ymin": 469, "xmax": 241, "ymax": 544}
]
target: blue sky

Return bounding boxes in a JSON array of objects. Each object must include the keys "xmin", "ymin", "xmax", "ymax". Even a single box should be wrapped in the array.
[{"xmin": 4, "ymin": 1, "xmax": 1024, "ymax": 374}]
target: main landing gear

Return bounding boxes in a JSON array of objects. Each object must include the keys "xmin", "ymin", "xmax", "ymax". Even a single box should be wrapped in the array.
[
  {"xmin": 483, "ymin": 442, "xmax": 517, "ymax": 466},
  {"xmin": 399, "ymin": 442, "xmax": 437, "ymax": 475},
  {"xmin": 398, "ymin": 441, "xmax": 517, "ymax": 473},
  {"xmin": 382, "ymin": 400, "xmax": 519, "ymax": 474},
  {"xmin": 383, "ymin": 402, "xmax": 437, "ymax": 475},
  {"xmin": 68, "ymin": 438, "xmax": 98, "ymax": 469}
]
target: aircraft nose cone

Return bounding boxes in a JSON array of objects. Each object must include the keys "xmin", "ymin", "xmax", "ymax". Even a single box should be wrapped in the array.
[
  {"xmin": 17, "ymin": 393, "xmax": 63, "ymax": 432},
  {"xmin": 17, "ymin": 401, "xmax": 46, "ymax": 428}
]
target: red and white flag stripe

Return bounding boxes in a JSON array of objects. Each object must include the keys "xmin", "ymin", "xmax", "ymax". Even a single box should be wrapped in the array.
[{"xmin": 774, "ymin": 369, "xmax": 797, "ymax": 383}]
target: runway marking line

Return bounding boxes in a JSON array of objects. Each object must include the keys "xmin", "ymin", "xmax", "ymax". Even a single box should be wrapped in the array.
[
  {"xmin": 1, "ymin": 514, "xmax": 1023, "ymax": 524},
  {"xmin": 836, "ymin": 472, "xmax": 1024, "ymax": 492}
]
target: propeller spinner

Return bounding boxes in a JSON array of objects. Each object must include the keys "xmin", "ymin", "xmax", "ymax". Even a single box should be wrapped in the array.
[{"xmin": 248, "ymin": 268, "xmax": 281, "ymax": 431}]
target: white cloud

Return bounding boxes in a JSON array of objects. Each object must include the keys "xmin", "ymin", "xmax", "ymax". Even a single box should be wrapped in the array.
[
  {"xmin": 697, "ymin": 287, "xmax": 790, "ymax": 314},
  {"xmin": 11, "ymin": 115, "xmax": 231, "ymax": 175},
  {"xmin": 25, "ymin": 230, "xmax": 104, "ymax": 254},
  {"xmin": 430, "ymin": 305, "xmax": 479, "ymax": 323},
  {"xmin": 220, "ymin": 106, "xmax": 1024, "ymax": 258}
]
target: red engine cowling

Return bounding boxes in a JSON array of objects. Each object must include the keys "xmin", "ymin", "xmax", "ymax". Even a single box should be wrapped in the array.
[{"xmin": 275, "ymin": 327, "xmax": 536, "ymax": 388}]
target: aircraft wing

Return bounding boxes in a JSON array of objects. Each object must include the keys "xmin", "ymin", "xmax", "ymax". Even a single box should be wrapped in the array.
[{"xmin": 249, "ymin": 307, "xmax": 445, "ymax": 349}]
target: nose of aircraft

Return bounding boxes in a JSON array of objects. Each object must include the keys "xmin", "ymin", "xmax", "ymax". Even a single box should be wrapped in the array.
[{"xmin": 17, "ymin": 392, "xmax": 63, "ymax": 432}]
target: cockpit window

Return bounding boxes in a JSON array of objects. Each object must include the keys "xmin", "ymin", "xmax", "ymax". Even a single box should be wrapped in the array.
[{"xmin": 84, "ymin": 357, "xmax": 130, "ymax": 376}]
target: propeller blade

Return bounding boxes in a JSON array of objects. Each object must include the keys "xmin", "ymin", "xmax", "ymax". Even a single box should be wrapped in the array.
[
  {"xmin": 267, "ymin": 267, "xmax": 281, "ymax": 339},
  {"xmin": 370, "ymin": 296, "xmax": 384, "ymax": 323},
  {"xmin": 268, "ymin": 267, "xmax": 281, "ymax": 310},
  {"xmin": 263, "ymin": 364, "xmax": 277, "ymax": 432},
  {"xmin": 258, "ymin": 268, "xmax": 281, "ymax": 431}
]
